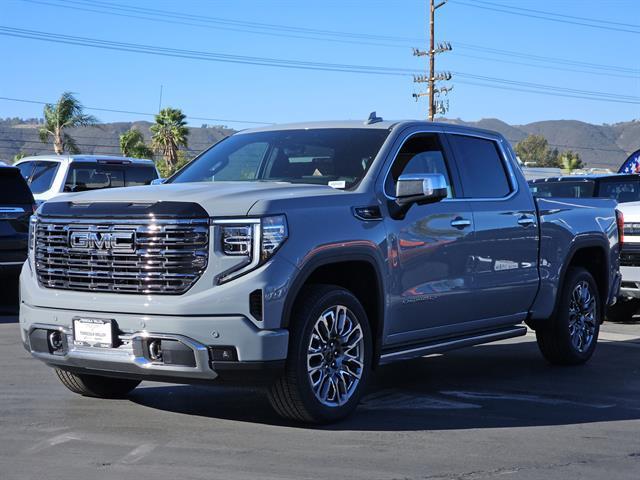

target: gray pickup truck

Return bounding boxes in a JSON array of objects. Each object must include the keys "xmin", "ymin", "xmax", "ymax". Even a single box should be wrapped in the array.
[{"xmin": 20, "ymin": 118, "xmax": 622, "ymax": 423}]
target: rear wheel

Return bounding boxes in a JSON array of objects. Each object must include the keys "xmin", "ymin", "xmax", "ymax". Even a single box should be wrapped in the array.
[
  {"xmin": 607, "ymin": 299, "xmax": 640, "ymax": 323},
  {"xmin": 536, "ymin": 267, "xmax": 601, "ymax": 365},
  {"xmin": 55, "ymin": 369, "xmax": 140, "ymax": 398},
  {"xmin": 268, "ymin": 285, "xmax": 372, "ymax": 423}
]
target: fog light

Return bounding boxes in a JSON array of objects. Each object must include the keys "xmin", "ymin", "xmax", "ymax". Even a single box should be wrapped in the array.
[
  {"xmin": 48, "ymin": 331, "xmax": 64, "ymax": 352},
  {"xmin": 209, "ymin": 346, "xmax": 238, "ymax": 362},
  {"xmin": 148, "ymin": 339, "xmax": 163, "ymax": 362}
]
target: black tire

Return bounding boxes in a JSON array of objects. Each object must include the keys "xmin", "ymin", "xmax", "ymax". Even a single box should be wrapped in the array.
[
  {"xmin": 268, "ymin": 285, "xmax": 372, "ymax": 424},
  {"xmin": 536, "ymin": 267, "xmax": 601, "ymax": 365},
  {"xmin": 55, "ymin": 369, "xmax": 140, "ymax": 398},
  {"xmin": 606, "ymin": 299, "xmax": 640, "ymax": 323}
]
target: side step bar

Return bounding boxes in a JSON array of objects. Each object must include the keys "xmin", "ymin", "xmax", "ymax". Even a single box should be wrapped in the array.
[{"xmin": 379, "ymin": 326, "xmax": 528, "ymax": 365}]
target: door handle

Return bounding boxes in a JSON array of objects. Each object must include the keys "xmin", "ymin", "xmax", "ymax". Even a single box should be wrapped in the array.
[
  {"xmin": 451, "ymin": 218, "xmax": 471, "ymax": 229},
  {"xmin": 517, "ymin": 215, "xmax": 535, "ymax": 227}
]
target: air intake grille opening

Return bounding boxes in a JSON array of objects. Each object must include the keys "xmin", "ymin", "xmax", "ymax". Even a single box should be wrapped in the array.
[{"xmin": 249, "ymin": 289, "xmax": 263, "ymax": 321}]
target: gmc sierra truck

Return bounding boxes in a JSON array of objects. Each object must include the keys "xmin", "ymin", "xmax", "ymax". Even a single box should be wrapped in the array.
[{"xmin": 20, "ymin": 118, "xmax": 622, "ymax": 423}]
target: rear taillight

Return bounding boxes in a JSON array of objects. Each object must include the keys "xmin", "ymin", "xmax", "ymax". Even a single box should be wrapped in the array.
[{"xmin": 616, "ymin": 209, "xmax": 624, "ymax": 246}]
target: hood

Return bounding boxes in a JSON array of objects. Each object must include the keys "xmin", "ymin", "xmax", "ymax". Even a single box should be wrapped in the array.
[{"xmin": 44, "ymin": 181, "xmax": 346, "ymax": 216}]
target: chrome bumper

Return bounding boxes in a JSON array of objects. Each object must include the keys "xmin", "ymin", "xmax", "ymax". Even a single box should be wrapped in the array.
[{"xmin": 26, "ymin": 323, "xmax": 218, "ymax": 380}]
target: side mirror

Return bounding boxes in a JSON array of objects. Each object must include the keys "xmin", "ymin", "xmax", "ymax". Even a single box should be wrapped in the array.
[
  {"xmin": 396, "ymin": 173, "xmax": 448, "ymax": 205},
  {"xmin": 389, "ymin": 173, "xmax": 448, "ymax": 220},
  {"xmin": 151, "ymin": 178, "xmax": 166, "ymax": 185}
]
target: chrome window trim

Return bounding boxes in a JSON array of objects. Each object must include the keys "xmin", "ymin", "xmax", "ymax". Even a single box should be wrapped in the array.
[
  {"xmin": 381, "ymin": 128, "xmax": 456, "ymax": 201},
  {"xmin": 441, "ymin": 130, "xmax": 520, "ymax": 202},
  {"xmin": 381, "ymin": 129, "xmax": 520, "ymax": 203}
]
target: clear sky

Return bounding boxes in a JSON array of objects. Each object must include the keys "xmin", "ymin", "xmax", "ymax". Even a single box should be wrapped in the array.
[{"xmin": 0, "ymin": 0, "xmax": 638, "ymax": 128}]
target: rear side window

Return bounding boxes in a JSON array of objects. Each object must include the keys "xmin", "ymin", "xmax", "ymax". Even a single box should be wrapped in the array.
[
  {"xmin": 530, "ymin": 181, "xmax": 595, "ymax": 198},
  {"xmin": 448, "ymin": 135, "xmax": 511, "ymax": 198},
  {"xmin": 29, "ymin": 161, "xmax": 60, "ymax": 194},
  {"xmin": 0, "ymin": 168, "xmax": 34, "ymax": 204},
  {"xmin": 596, "ymin": 179, "xmax": 640, "ymax": 203},
  {"xmin": 124, "ymin": 165, "xmax": 158, "ymax": 186},
  {"xmin": 17, "ymin": 161, "xmax": 35, "ymax": 180},
  {"xmin": 64, "ymin": 163, "xmax": 124, "ymax": 192}
]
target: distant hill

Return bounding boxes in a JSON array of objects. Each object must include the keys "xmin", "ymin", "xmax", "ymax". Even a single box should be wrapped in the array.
[
  {"xmin": 0, "ymin": 120, "xmax": 234, "ymax": 163},
  {"xmin": 1, "ymin": 117, "xmax": 639, "ymax": 171},
  {"xmin": 444, "ymin": 118, "xmax": 640, "ymax": 170}
]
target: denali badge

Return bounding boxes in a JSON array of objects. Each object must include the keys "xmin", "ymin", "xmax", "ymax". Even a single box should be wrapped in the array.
[{"xmin": 69, "ymin": 231, "xmax": 136, "ymax": 253}]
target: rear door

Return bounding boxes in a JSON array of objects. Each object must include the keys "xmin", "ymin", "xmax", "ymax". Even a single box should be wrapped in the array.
[
  {"xmin": 446, "ymin": 132, "xmax": 539, "ymax": 323},
  {"xmin": 0, "ymin": 168, "xmax": 34, "ymax": 265}
]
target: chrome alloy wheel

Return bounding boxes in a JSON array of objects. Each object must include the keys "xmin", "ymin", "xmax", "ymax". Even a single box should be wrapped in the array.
[
  {"xmin": 568, "ymin": 280, "xmax": 597, "ymax": 353},
  {"xmin": 306, "ymin": 305, "xmax": 365, "ymax": 407}
]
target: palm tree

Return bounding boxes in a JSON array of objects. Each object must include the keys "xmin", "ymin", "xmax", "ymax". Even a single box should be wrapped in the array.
[
  {"xmin": 39, "ymin": 92, "xmax": 98, "ymax": 154},
  {"xmin": 119, "ymin": 128, "xmax": 154, "ymax": 159},
  {"xmin": 561, "ymin": 151, "xmax": 584, "ymax": 172},
  {"xmin": 150, "ymin": 108, "xmax": 189, "ymax": 170}
]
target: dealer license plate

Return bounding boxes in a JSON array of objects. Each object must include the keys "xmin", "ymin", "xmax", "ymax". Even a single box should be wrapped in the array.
[{"xmin": 73, "ymin": 318, "xmax": 113, "ymax": 348}]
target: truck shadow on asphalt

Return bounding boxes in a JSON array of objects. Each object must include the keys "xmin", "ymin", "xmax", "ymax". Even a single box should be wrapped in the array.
[{"xmin": 128, "ymin": 339, "xmax": 640, "ymax": 431}]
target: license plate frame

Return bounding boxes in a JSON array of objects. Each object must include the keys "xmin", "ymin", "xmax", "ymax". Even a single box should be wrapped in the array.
[{"xmin": 72, "ymin": 317, "xmax": 115, "ymax": 348}]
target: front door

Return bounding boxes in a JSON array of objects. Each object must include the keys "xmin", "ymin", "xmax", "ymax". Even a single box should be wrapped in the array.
[{"xmin": 382, "ymin": 132, "xmax": 476, "ymax": 345}]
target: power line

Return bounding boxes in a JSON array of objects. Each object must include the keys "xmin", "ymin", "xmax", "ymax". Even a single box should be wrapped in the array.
[
  {"xmin": 0, "ymin": 27, "xmax": 637, "ymax": 105},
  {"xmin": 0, "ymin": 95, "xmax": 272, "ymax": 125},
  {"xmin": 22, "ymin": 0, "xmax": 640, "ymax": 77},
  {"xmin": 453, "ymin": 0, "xmax": 640, "ymax": 34},
  {"xmin": 463, "ymin": 0, "xmax": 640, "ymax": 29}
]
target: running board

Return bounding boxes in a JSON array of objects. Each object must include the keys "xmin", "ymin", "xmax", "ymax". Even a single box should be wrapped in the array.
[{"xmin": 379, "ymin": 326, "xmax": 528, "ymax": 365}]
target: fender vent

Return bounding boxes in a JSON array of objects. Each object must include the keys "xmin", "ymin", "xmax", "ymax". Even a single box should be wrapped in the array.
[{"xmin": 250, "ymin": 289, "xmax": 263, "ymax": 321}]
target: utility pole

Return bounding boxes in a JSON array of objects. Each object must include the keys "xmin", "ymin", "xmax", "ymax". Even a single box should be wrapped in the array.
[{"xmin": 412, "ymin": 0, "xmax": 452, "ymax": 121}]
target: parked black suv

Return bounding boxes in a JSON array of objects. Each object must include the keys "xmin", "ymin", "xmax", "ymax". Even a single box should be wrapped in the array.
[{"xmin": 0, "ymin": 166, "xmax": 35, "ymax": 309}]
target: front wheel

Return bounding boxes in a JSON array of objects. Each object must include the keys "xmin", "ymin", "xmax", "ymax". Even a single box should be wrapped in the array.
[
  {"xmin": 268, "ymin": 285, "xmax": 372, "ymax": 423},
  {"xmin": 55, "ymin": 369, "xmax": 141, "ymax": 398},
  {"xmin": 536, "ymin": 267, "xmax": 601, "ymax": 365}
]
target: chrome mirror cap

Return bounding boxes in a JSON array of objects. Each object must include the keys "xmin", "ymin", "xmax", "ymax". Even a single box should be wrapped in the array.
[{"xmin": 395, "ymin": 173, "xmax": 448, "ymax": 205}]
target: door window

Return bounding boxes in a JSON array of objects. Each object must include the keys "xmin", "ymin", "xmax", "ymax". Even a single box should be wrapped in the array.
[
  {"xmin": 386, "ymin": 134, "xmax": 454, "ymax": 198},
  {"xmin": 448, "ymin": 135, "xmax": 512, "ymax": 198}
]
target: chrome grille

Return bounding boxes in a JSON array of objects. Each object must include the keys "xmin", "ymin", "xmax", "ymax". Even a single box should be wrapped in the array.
[{"xmin": 35, "ymin": 218, "xmax": 209, "ymax": 294}]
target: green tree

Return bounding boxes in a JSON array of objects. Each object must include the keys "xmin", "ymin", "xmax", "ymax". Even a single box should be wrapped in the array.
[
  {"xmin": 39, "ymin": 92, "xmax": 98, "ymax": 154},
  {"xmin": 560, "ymin": 150, "xmax": 584, "ymax": 172},
  {"xmin": 150, "ymin": 108, "xmax": 189, "ymax": 171},
  {"xmin": 156, "ymin": 150, "xmax": 192, "ymax": 178},
  {"xmin": 13, "ymin": 152, "xmax": 27, "ymax": 163},
  {"xmin": 515, "ymin": 134, "xmax": 561, "ymax": 168},
  {"xmin": 119, "ymin": 128, "xmax": 154, "ymax": 159}
]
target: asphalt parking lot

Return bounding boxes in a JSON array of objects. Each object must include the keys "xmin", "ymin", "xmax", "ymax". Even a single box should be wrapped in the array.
[{"xmin": 1, "ymin": 315, "xmax": 639, "ymax": 480}]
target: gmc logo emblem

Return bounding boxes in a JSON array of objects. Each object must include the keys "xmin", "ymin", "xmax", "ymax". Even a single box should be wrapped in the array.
[{"xmin": 69, "ymin": 231, "xmax": 136, "ymax": 253}]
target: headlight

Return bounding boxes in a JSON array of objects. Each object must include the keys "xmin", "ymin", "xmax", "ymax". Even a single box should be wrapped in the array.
[
  {"xmin": 215, "ymin": 215, "xmax": 288, "ymax": 283},
  {"xmin": 28, "ymin": 216, "xmax": 38, "ymax": 270}
]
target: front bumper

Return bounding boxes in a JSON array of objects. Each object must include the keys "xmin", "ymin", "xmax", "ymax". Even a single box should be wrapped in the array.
[
  {"xmin": 20, "ymin": 302, "xmax": 289, "ymax": 383},
  {"xmin": 620, "ymin": 265, "xmax": 640, "ymax": 299}
]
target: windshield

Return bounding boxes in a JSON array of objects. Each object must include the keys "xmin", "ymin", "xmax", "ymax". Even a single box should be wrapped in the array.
[{"xmin": 169, "ymin": 128, "xmax": 390, "ymax": 188}]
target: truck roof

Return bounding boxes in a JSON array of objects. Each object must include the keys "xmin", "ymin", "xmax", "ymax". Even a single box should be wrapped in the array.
[
  {"xmin": 15, "ymin": 154, "xmax": 155, "ymax": 165},
  {"xmin": 239, "ymin": 120, "xmax": 506, "ymax": 139}
]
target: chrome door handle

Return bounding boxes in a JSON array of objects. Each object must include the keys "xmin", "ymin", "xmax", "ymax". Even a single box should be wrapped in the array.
[
  {"xmin": 451, "ymin": 218, "xmax": 471, "ymax": 228},
  {"xmin": 517, "ymin": 215, "xmax": 535, "ymax": 226}
]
